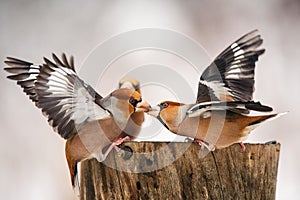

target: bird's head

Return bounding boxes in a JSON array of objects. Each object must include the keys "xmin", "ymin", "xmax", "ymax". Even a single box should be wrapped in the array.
[
  {"xmin": 99, "ymin": 88, "xmax": 150, "ymax": 128},
  {"xmin": 118, "ymin": 77, "xmax": 141, "ymax": 93},
  {"xmin": 147, "ymin": 101, "xmax": 190, "ymax": 131}
]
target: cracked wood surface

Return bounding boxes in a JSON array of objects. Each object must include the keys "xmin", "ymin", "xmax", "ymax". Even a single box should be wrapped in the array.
[{"xmin": 80, "ymin": 142, "xmax": 280, "ymax": 200}]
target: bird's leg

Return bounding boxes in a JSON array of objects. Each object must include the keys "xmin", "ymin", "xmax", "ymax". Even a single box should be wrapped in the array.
[
  {"xmin": 239, "ymin": 142, "xmax": 246, "ymax": 151},
  {"xmin": 194, "ymin": 139, "xmax": 206, "ymax": 150},
  {"xmin": 101, "ymin": 136, "xmax": 131, "ymax": 159},
  {"xmin": 113, "ymin": 136, "xmax": 130, "ymax": 153},
  {"xmin": 185, "ymin": 138, "xmax": 206, "ymax": 150}
]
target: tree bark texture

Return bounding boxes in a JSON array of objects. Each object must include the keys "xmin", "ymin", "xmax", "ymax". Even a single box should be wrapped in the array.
[{"xmin": 80, "ymin": 142, "xmax": 280, "ymax": 200}]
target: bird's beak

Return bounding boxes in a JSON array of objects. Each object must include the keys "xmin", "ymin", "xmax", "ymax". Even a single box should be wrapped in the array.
[
  {"xmin": 146, "ymin": 105, "xmax": 160, "ymax": 117},
  {"xmin": 136, "ymin": 101, "xmax": 151, "ymax": 112}
]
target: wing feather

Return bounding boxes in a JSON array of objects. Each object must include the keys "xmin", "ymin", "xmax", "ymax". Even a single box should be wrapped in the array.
[
  {"xmin": 187, "ymin": 101, "xmax": 273, "ymax": 118},
  {"xmin": 4, "ymin": 53, "xmax": 110, "ymax": 139},
  {"xmin": 197, "ymin": 30, "xmax": 265, "ymax": 103}
]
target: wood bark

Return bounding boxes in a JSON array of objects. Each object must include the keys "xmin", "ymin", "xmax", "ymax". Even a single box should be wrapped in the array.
[{"xmin": 80, "ymin": 142, "xmax": 280, "ymax": 200}]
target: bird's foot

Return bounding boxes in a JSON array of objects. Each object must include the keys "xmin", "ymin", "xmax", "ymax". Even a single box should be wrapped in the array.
[
  {"xmin": 239, "ymin": 142, "xmax": 246, "ymax": 151},
  {"xmin": 114, "ymin": 136, "xmax": 130, "ymax": 146},
  {"xmin": 114, "ymin": 136, "xmax": 131, "ymax": 154},
  {"xmin": 185, "ymin": 138, "xmax": 206, "ymax": 150},
  {"xmin": 194, "ymin": 139, "xmax": 206, "ymax": 150},
  {"xmin": 101, "ymin": 136, "xmax": 131, "ymax": 159}
]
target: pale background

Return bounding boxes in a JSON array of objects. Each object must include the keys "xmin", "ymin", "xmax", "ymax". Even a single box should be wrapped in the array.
[{"xmin": 0, "ymin": 1, "xmax": 299, "ymax": 199}]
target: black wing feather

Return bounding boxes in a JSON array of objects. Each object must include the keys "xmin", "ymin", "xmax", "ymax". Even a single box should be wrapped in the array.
[
  {"xmin": 197, "ymin": 30, "xmax": 265, "ymax": 103},
  {"xmin": 4, "ymin": 57, "xmax": 38, "ymax": 103},
  {"xmin": 4, "ymin": 53, "xmax": 108, "ymax": 140},
  {"xmin": 187, "ymin": 101, "xmax": 273, "ymax": 118}
]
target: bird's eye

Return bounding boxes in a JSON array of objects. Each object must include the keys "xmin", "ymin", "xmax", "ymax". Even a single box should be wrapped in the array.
[
  {"xmin": 161, "ymin": 102, "xmax": 169, "ymax": 108},
  {"xmin": 129, "ymin": 97, "xmax": 138, "ymax": 106}
]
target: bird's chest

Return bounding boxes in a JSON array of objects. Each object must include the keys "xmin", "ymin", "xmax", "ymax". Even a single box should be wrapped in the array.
[
  {"xmin": 178, "ymin": 112, "xmax": 243, "ymax": 140},
  {"xmin": 73, "ymin": 118, "xmax": 123, "ymax": 154},
  {"xmin": 121, "ymin": 112, "xmax": 144, "ymax": 138},
  {"xmin": 97, "ymin": 118, "xmax": 124, "ymax": 141},
  {"xmin": 176, "ymin": 116, "xmax": 215, "ymax": 138}
]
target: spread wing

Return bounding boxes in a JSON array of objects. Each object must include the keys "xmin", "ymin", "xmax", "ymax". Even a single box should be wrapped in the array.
[
  {"xmin": 4, "ymin": 53, "xmax": 110, "ymax": 139},
  {"xmin": 197, "ymin": 30, "xmax": 265, "ymax": 103},
  {"xmin": 4, "ymin": 57, "xmax": 39, "ymax": 103},
  {"xmin": 187, "ymin": 101, "xmax": 273, "ymax": 118}
]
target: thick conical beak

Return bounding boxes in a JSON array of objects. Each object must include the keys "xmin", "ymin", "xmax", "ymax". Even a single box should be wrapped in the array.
[
  {"xmin": 146, "ymin": 105, "xmax": 160, "ymax": 117},
  {"xmin": 136, "ymin": 101, "xmax": 151, "ymax": 112}
]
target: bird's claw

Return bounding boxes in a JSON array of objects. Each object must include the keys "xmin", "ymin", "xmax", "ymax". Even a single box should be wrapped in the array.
[
  {"xmin": 194, "ymin": 139, "xmax": 206, "ymax": 150},
  {"xmin": 185, "ymin": 137, "xmax": 207, "ymax": 150},
  {"xmin": 114, "ymin": 136, "xmax": 130, "ymax": 146},
  {"xmin": 101, "ymin": 136, "xmax": 131, "ymax": 160},
  {"xmin": 239, "ymin": 142, "xmax": 246, "ymax": 151}
]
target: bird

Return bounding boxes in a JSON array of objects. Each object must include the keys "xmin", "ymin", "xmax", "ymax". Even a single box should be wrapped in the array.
[
  {"xmin": 147, "ymin": 30, "xmax": 284, "ymax": 151},
  {"xmin": 118, "ymin": 78, "xmax": 145, "ymax": 141},
  {"xmin": 4, "ymin": 53, "xmax": 150, "ymax": 191}
]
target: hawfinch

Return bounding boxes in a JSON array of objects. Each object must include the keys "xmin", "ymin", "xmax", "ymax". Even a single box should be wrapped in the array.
[
  {"xmin": 4, "ymin": 54, "xmax": 150, "ymax": 190},
  {"xmin": 118, "ymin": 78, "xmax": 145, "ymax": 140},
  {"xmin": 147, "ymin": 30, "xmax": 283, "ymax": 151}
]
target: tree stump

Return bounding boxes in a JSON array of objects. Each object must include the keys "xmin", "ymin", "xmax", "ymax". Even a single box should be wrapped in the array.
[{"xmin": 80, "ymin": 142, "xmax": 280, "ymax": 200}]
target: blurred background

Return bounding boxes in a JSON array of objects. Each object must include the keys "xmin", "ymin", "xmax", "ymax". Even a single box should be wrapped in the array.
[{"xmin": 0, "ymin": 0, "xmax": 299, "ymax": 199}]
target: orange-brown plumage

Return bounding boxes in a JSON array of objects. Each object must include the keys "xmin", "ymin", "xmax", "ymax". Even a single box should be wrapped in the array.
[
  {"xmin": 147, "ymin": 30, "xmax": 284, "ymax": 151},
  {"xmin": 65, "ymin": 116, "xmax": 127, "ymax": 188},
  {"xmin": 4, "ymin": 54, "xmax": 150, "ymax": 192},
  {"xmin": 118, "ymin": 78, "xmax": 147, "ymax": 140},
  {"xmin": 152, "ymin": 103, "xmax": 278, "ymax": 149}
]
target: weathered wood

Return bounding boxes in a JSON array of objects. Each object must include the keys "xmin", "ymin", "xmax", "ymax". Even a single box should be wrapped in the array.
[{"xmin": 80, "ymin": 142, "xmax": 280, "ymax": 200}]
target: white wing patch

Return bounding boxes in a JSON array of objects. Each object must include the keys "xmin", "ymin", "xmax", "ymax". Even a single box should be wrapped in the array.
[
  {"xmin": 187, "ymin": 101, "xmax": 273, "ymax": 118},
  {"xmin": 231, "ymin": 42, "xmax": 245, "ymax": 57},
  {"xmin": 72, "ymin": 87, "xmax": 110, "ymax": 124},
  {"xmin": 187, "ymin": 101, "xmax": 227, "ymax": 118},
  {"xmin": 199, "ymin": 80, "xmax": 231, "ymax": 100},
  {"xmin": 26, "ymin": 65, "xmax": 40, "ymax": 79},
  {"xmin": 197, "ymin": 30, "xmax": 264, "ymax": 102},
  {"xmin": 5, "ymin": 54, "xmax": 110, "ymax": 140},
  {"xmin": 34, "ymin": 54, "xmax": 111, "ymax": 139}
]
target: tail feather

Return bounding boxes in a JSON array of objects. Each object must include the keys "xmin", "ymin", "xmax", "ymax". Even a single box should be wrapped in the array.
[
  {"xmin": 245, "ymin": 112, "xmax": 287, "ymax": 133},
  {"xmin": 72, "ymin": 162, "xmax": 80, "ymax": 196},
  {"xmin": 65, "ymin": 141, "xmax": 80, "ymax": 194},
  {"xmin": 248, "ymin": 114, "xmax": 276, "ymax": 126},
  {"xmin": 66, "ymin": 159, "xmax": 78, "ymax": 189},
  {"xmin": 249, "ymin": 112, "xmax": 287, "ymax": 126}
]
